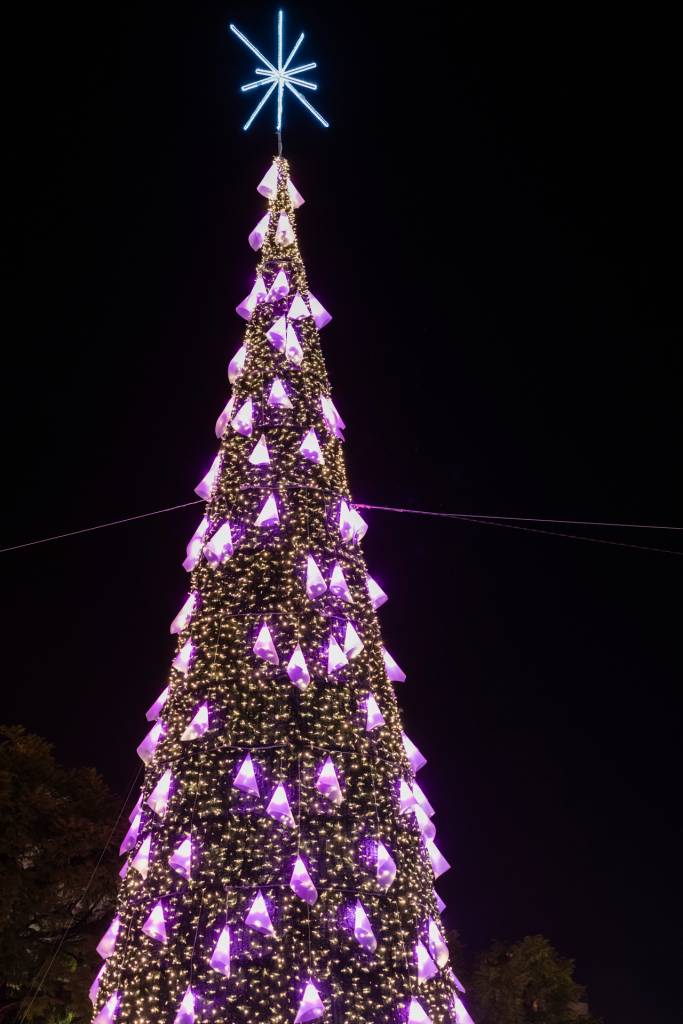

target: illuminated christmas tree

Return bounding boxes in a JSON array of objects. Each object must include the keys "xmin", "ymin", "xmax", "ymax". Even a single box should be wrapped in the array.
[{"xmin": 90, "ymin": 15, "xmax": 474, "ymax": 1024}]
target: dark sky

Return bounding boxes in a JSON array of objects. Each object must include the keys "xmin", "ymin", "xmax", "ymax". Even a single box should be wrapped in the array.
[{"xmin": 3, "ymin": 3, "xmax": 681, "ymax": 1022}]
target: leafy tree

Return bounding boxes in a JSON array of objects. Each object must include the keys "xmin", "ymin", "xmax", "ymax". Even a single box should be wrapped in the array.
[
  {"xmin": 470, "ymin": 935, "xmax": 601, "ymax": 1024},
  {"xmin": 0, "ymin": 726, "xmax": 122, "ymax": 1024}
]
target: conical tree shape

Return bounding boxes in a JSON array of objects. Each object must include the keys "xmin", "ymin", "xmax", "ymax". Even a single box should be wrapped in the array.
[{"xmin": 91, "ymin": 158, "xmax": 460, "ymax": 1024}]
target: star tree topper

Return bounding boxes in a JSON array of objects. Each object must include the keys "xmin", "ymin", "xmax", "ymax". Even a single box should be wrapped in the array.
[{"xmin": 229, "ymin": 10, "xmax": 329, "ymax": 138}]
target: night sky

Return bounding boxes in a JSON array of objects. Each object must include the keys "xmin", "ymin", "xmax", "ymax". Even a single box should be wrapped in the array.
[{"xmin": 3, "ymin": 4, "xmax": 681, "ymax": 1022}]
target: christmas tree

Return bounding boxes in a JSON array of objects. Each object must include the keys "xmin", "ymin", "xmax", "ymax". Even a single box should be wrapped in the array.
[{"xmin": 89, "ymin": 134, "xmax": 472, "ymax": 1024}]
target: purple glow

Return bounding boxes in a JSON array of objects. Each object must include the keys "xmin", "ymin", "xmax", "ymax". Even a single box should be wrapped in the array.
[
  {"xmin": 249, "ymin": 211, "xmax": 270, "ymax": 250},
  {"xmin": 265, "ymin": 783, "xmax": 295, "ymax": 826},
  {"xmin": 287, "ymin": 643, "xmax": 311, "ymax": 689},
  {"xmin": 285, "ymin": 323, "xmax": 304, "ymax": 365},
  {"xmin": 305, "ymin": 554, "xmax": 327, "ymax": 599},
  {"xmin": 327, "ymin": 634, "xmax": 348, "ymax": 674},
  {"xmin": 228, "ymin": 344, "xmax": 247, "ymax": 384},
  {"xmin": 173, "ymin": 987, "xmax": 196, "ymax": 1024},
  {"xmin": 92, "ymin": 992, "xmax": 119, "ymax": 1024},
  {"xmin": 142, "ymin": 901, "xmax": 167, "ymax": 943},
  {"xmin": 329, "ymin": 562, "xmax": 352, "ymax": 602},
  {"xmin": 266, "ymin": 315, "xmax": 287, "ymax": 351},
  {"xmin": 268, "ymin": 378, "xmax": 293, "ymax": 409},
  {"xmin": 299, "ymin": 428, "xmax": 323, "ymax": 464},
  {"xmin": 170, "ymin": 592, "xmax": 196, "ymax": 634},
  {"xmin": 427, "ymin": 918, "xmax": 449, "ymax": 968},
  {"xmin": 353, "ymin": 900, "xmax": 377, "ymax": 953},
  {"xmin": 267, "ymin": 269, "xmax": 290, "ymax": 301},
  {"xmin": 399, "ymin": 779, "xmax": 416, "ymax": 814},
  {"xmin": 96, "ymin": 916, "xmax": 120, "ymax": 959},
  {"xmin": 181, "ymin": 704, "xmax": 209, "ymax": 742},
  {"xmin": 183, "ymin": 516, "xmax": 210, "ymax": 572},
  {"xmin": 209, "ymin": 925, "xmax": 231, "ymax": 976},
  {"xmin": 131, "ymin": 835, "xmax": 152, "ymax": 879},
  {"xmin": 364, "ymin": 693, "xmax": 385, "ymax": 732},
  {"xmin": 256, "ymin": 162, "xmax": 278, "ymax": 198},
  {"xmin": 407, "ymin": 997, "xmax": 433, "ymax": 1024},
  {"xmin": 194, "ymin": 453, "xmax": 221, "ymax": 500},
  {"xmin": 367, "ymin": 575, "xmax": 388, "ymax": 610},
  {"xmin": 169, "ymin": 836, "xmax": 193, "ymax": 879},
  {"xmin": 450, "ymin": 995, "xmax": 475, "ymax": 1024},
  {"xmin": 350, "ymin": 508, "xmax": 368, "ymax": 543},
  {"xmin": 402, "ymin": 731, "xmax": 427, "ymax": 772},
  {"xmin": 453, "ymin": 973, "xmax": 466, "ymax": 994},
  {"xmin": 233, "ymin": 753, "xmax": 260, "ymax": 797},
  {"xmin": 253, "ymin": 622, "xmax": 279, "ymax": 665},
  {"xmin": 236, "ymin": 274, "xmax": 268, "ymax": 319},
  {"xmin": 146, "ymin": 769, "xmax": 173, "ymax": 817},
  {"xmin": 204, "ymin": 521, "xmax": 234, "ymax": 566},
  {"xmin": 119, "ymin": 811, "xmax": 141, "ymax": 855},
  {"xmin": 215, "ymin": 396, "xmax": 235, "ymax": 439},
  {"xmin": 255, "ymin": 493, "xmax": 279, "ymax": 528},
  {"xmin": 145, "ymin": 688, "xmax": 169, "ymax": 722},
  {"xmin": 316, "ymin": 756, "xmax": 343, "ymax": 805},
  {"xmin": 343, "ymin": 621, "xmax": 363, "ymax": 659},
  {"xmin": 172, "ymin": 638, "xmax": 195, "ymax": 675},
  {"xmin": 288, "ymin": 292, "xmax": 309, "ymax": 319},
  {"xmin": 414, "ymin": 803, "xmax": 436, "ymax": 841},
  {"xmin": 382, "ymin": 646, "xmax": 406, "ymax": 682},
  {"xmin": 320, "ymin": 394, "xmax": 345, "ymax": 439},
  {"xmin": 118, "ymin": 859, "xmax": 129, "ymax": 879},
  {"xmin": 128, "ymin": 794, "xmax": 142, "ymax": 821},
  {"xmin": 376, "ymin": 841, "xmax": 397, "ymax": 890},
  {"xmin": 287, "ymin": 177, "xmax": 305, "ymax": 208},
  {"xmin": 435, "ymin": 891, "xmax": 447, "ymax": 914},
  {"xmin": 136, "ymin": 721, "xmax": 165, "ymax": 765},
  {"xmin": 307, "ymin": 291, "xmax": 332, "ymax": 329},
  {"xmin": 412, "ymin": 780, "xmax": 435, "ymax": 818},
  {"xmin": 275, "ymin": 211, "xmax": 295, "ymax": 246},
  {"xmin": 294, "ymin": 981, "xmax": 325, "ymax": 1023},
  {"xmin": 231, "ymin": 397, "xmax": 254, "ymax": 437},
  {"xmin": 244, "ymin": 890, "xmax": 275, "ymax": 935},
  {"xmin": 425, "ymin": 838, "xmax": 451, "ymax": 878},
  {"xmin": 248, "ymin": 434, "xmax": 270, "ymax": 466},
  {"xmin": 89, "ymin": 963, "xmax": 105, "ymax": 1004},
  {"xmin": 416, "ymin": 939, "xmax": 439, "ymax": 982},
  {"xmin": 338, "ymin": 499, "xmax": 354, "ymax": 543},
  {"xmin": 290, "ymin": 855, "xmax": 317, "ymax": 905}
]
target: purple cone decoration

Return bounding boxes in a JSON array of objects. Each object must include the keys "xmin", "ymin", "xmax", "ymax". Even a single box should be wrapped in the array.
[
  {"xmin": 244, "ymin": 890, "xmax": 275, "ymax": 935},
  {"xmin": 267, "ymin": 269, "xmax": 289, "ymax": 301},
  {"xmin": 209, "ymin": 925, "xmax": 231, "ymax": 976},
  {"xmin": 142, "ymin": 901, "xmax": 168, "ymax": 943},
  {"xmin": 183, "ymin": 517, "xmax": 211, "ymax": 572},
  {"xmin": 407, "ymin": 997, "xmax": 433, "ymax": 1024},
  {"xmin": 130, "ymin": 835, "xmax": 152, "ymax": 879},
  {"xmin": 350, "ymin": 507, "xmax": 368, "ymax": 543},
  {"xmin": 435, "ymin": 891, "xmax": 447, "ymax": 914},
  {"xmin": 96, "ymin": 916, "xmax": 120, "ymax": 959},
  {"xmin": 173, "ymin": 987, "xmax": 196, "ymax": 1024},
  {"xmin": 147, "ymin": 769, "xmax": 173, "ymax": 817},
  {"xmin": 299, "ymin": 429, "xmax": 324, "ymax": 464},
  {"xmin": 172, "ymin": 638, "xmax": 195, "ymax": 675},
  {"xmin": 236, "ymin": 274, "xmax": 267, "ymax": 319},
  {"xmin": 338, "ymin": 499, "xmax": 354, "ymax": 543},
  {"xmin": 128, "ymin": 793, "xmax": 143, "ymax": 821},
  {"xmin": 257, "ymin": 162, "xmax": 278, "ymax": 198},
  {"xmin": 343, "ymin": 621, "xmax": 363, "ymax": 659},
  {"xmin": 233, "ymin": 754, "xmax": 260, "ymax": 797},
  {"xmin": 453, "ymin": 974, "xmax": 466, "ymax": 994},
  {"xmin": 294, "ymin": 982, "xmax": 325, "ymax": 1024},
  {"xmin": 119, "ymin": 811, "xmax": 142, "ymax": 855},
  {"xmin": 266, "ymin": 315, "xmax": 287, "ymax": 351},
  {"xmin": 170, "ymin": 592, "xmax": 196, "ymax": 634},
  {"xmin": 414, "ymin": 803, "xmax": 436, "ymax": 841},
  {"xmin": 382, "ymin": 646, "xmax": 406, "ymax": 682},
  {"xmin": 364, "ymin": 693, "xmax": 385, "ymax": 732},
  {"xmin": 353, "ymin": 900, "xmax": 377, "ymax": 953},
  {"xmin": 376, "ymin": 841, "xmax": 397, "ymax": 890},
  {"xmin": 412, "ymin": 780, "xmax": 435, "ymax": 818},
  {"xmin": 450, "ymin": 995, "xmax": 475, "ymax": 1024},
  {"xmin": 248, "ymin": 434, "xmax": 270, "ymax": 466},
  {"xmin": 253, "ymin": 622, "xmax": 279, "ymax": 665},
  {"xmin": 320, "ymin": 395, "xmax": 345, "ymax": 439},
  {"xmin": 286, "ymin": 643, "xmax": 311, "ymax": 690},
  {"xmin": 288, "ymin": 292, "xmax": 309, "ymax": 320},
  {"xmin": 204, "ymin": 521, "xmax": 234, "ymax": 566},
  {"xmin": 275, "ymin": 211, "xmax": 295, "ymax": 246},
  {"xmin": 118, "ymin": 856, "xmax": 128, "ymax": 879},
  {"xmin": 215, "ymin": 396, "xmax": 235, "ymax": 439},
  {"xmin": 266, "ymin": 783, "xmax": 295, "ymax": 827},
  {"xmin": 89, "ymin": 963, "xmax": 106, "ymax": 1004},
  {"xmin": 402, "ymin": 731, "xmax": 427, "ymax": 772},
  {"xmin": 136, "ymin": 721, "xmax": 165, "ymax": 765},
  {"xmin": 285, "ymin": 322, "xmax": 304, "ymax": 365},
  {"xmin": 316, "ymin": 756, "xmax": 343, "ymax": 805},
  {"xmin": 287, "ymin": 177, "xmax": 305, "ymax": 208},
  {"xmin": 427, "ymin": 918, "xmax": 450, "ymax": 968},
  {"xmin": 169, "ymin": 836, "xmax": 193, "ymax": 879},
  {"xmin": 181, "ymin": 704, "xmax": 209, "ymax": 742},
  {"xmin": 268, "ymin": 378, "xmax": 293, "ymax": 409},
  {"xmin": 92, "ymin": 992, "xmax": 120, "ymax": 1024},
  {"xmin": 329, "ymin": 562, "xmax": 352, "ymax": 602},
  {"xmin": 231, "ymin": 397, "xmax": 254, "ymax": 437},
  {"xmin": 425, "ymin": 838, "xmax": 451, "ymax": 878},
  {"xmin": 249, "ymin": 211, "xmax": 270, "ymax": 250},
  {"xmin": 416, "ymin": 939, "xmax": 439, "ymax": 982},
  {"xmin": 228, "ymin": 344, "xmax": 247, "ymax": 384},
  {"xmin": 194, "ymin": 454, "xmax": 221, "ymax": 500},
  {"xmin": 399, "ymin": 779, "xmax": 416, "ymax": 814},
  {"xmin": 307, "ymin": 291, "xmax": 332, "ymax": 329},
  {"xmin": 327, "ymin": 634, "xmax": 348, "ymax": 674},
  {"xmin": 255, "ymin": 493, "xmax": 279, "ymax": 528},
  {"xmin": 290, "ymin": 856, "xmax": 317, "ymax": 905},
  {"xmin": 367, "ymin": 575, "xmax": 388, "ymax": 610},
  {"xmin": 305, "ymin": 555, "xmax": 327, "ymax": 599}
]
